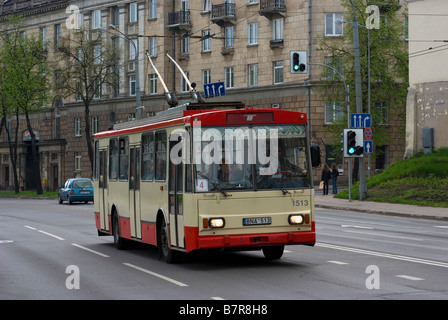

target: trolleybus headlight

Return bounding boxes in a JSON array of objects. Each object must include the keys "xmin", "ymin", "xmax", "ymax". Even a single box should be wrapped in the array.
[
  {"xmin": 209, "ymin": 218, "xmax": 225, "ymax": 228},
  {"xmin": 288, "ymin": 214, "xmax": 304, "ymax": 225}
]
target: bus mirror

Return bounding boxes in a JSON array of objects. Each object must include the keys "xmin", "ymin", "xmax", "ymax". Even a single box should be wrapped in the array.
[{"xmin": 310, "ymin": 145, "xmax": 320, "ymax": 167}]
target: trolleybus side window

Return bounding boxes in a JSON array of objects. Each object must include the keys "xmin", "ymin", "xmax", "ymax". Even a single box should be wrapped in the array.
[
  {"xmin": 119, "ymin": 137, "xmax": 129, "ymax": 180},
  {"xmin": 109, "ymin": 138, "xmax": 119, "ymax": 180},
  {"xmin": 155, "ymin": 130, "xmax": 167, "ymax": 181},
  {"xmin": 141, "ymin": 132, "xmax": 155, "ymax": 181}
]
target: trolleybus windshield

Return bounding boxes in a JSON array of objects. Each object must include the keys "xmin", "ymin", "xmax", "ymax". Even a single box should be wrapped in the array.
[{"xmin": 194, "ymin": 124, "xmax": 311, "ymax": 193}]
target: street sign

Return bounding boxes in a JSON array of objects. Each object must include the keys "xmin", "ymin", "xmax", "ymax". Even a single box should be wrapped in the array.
[
  {"xmin": 351, "ymin": 113, "xmax": 371, "ymax": 128},
  {"xmin": 364, "ymin": 140, "xmax": 373, "ymax": 153},
  {"xmin": 364, "ymin": 127, "xmax": 372, "ymax": 140},
  {"xmin": 203, "ymin": 81, "xmax": 225, "ymax": 98}
]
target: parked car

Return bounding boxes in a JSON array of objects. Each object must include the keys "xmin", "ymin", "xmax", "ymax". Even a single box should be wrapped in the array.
[{"xmin": 59, "ymin": 178, "xmax": 94, "ymax": 204}]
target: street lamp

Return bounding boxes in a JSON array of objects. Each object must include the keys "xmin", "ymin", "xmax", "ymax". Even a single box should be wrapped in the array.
[{"xmin": 108, "ymin": 24, "xmax": 143, "ymax": 120}]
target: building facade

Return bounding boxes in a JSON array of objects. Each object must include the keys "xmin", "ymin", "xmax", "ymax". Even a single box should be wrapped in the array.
[
  {"xmin": 0, "ymin": 0, "xmax": 407, "ymax": 191},
  {"xmin": 405, "ymin": 0, "xmax": 448, "ymax": 157}
]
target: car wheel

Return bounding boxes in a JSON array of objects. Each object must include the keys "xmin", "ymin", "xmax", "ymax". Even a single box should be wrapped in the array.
[{"xmin": 58, "ymin": 196, "xmax": 63, "ymax": 204}]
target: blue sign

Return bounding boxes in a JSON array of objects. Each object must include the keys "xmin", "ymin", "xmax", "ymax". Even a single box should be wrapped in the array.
[
  {"xmin": 351, "ymin": 113, "xmax": 371, "ymax": 128},
  {"xmin": 364, "ymin": 140, "xmax": 373, "ymax": 154},
  {"xmin": 203, "ymin": 82, "xmax": 225, "ymax": 98}
]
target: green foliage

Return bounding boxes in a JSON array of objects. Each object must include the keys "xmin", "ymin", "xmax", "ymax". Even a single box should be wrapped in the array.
[{"xmin": 335, "ymin": 148, "xmax": 448, "ymax": 206}]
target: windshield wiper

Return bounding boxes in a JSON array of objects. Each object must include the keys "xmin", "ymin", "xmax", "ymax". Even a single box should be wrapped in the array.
[{"xmin": 196, "ymin": 171, "xmax": 230, "ymax": 197}]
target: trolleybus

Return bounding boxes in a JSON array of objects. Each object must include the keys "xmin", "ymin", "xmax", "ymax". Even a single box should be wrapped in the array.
[{"xmin": 93, "ymin": 101, "xmax": 317, "ymax": 263}]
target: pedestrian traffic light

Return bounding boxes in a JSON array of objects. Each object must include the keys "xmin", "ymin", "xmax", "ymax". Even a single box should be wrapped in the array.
[
  {"xmin": 343, "ymin": 129, "xmax": 364, "ymax": 157},
  {"xmin": 290, "ymin": 51, "xmax": 307, "ymax": 74}
]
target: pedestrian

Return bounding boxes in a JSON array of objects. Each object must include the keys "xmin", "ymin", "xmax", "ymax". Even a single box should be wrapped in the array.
[
  {"xmin": 331, "ymin": 163, "xmax": 339, "ymax": 194},
  {"xmin": 321, "ymin": 163, "xmax": 331, "ymax": 195}
]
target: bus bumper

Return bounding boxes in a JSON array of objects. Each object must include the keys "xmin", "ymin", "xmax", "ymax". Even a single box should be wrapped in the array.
[{"xmin": 184, "ymin": 222, "xmax": 315, "ymax": 253}]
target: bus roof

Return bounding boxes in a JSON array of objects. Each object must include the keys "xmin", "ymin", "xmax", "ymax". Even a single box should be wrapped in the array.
[{"xmin": 94, "ymin": 102, "xmax": 307, "ymax": 140}]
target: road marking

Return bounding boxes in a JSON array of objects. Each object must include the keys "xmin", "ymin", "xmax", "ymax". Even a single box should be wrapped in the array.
[
  {"xmin": 434, "ymin": 226, "xmax": 448, "ymax": 229},
  {"xmin": 341, "ymin": 225, "xmax": 374, "ymax": 230},
  {"xmin": 0, "ymin": 240, "xmax": 14, "ymax": 244},
  {"xmin": 25, "ymin": 225, "xmax": 37, "ymax": 230},
  {"xmin": 396, "ymin": 275, "xmax": 424, "ymax": 281},
  {"xmin": 211, "ymin": 297, "xmax": 225, "ymax": 300},
  {"xmin": 72, "ymin": 243, "xmax": 110, "ymax": 258},
  {"xmin": 342, "ymin": 230, "xmax": 423, "ymax": 242},
  {"xmin": 327, "ymin": 260, "xmax": 349, "ymax": 265},
  {"xmin": 37, "ymin": 230, "xmax": 65, "ymax": 240},
  {"xmin": 317, "ymin": 242, "xmax": 448, "ymax": 269},
  {"xmin": 123, "ymin": 263, "xmax": 188, "ymax": 287}
]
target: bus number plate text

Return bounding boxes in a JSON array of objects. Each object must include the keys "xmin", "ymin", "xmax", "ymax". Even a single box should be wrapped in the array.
[{"xmin": 243, "ymin": 217, "xmax": 272, "ymax": 226}]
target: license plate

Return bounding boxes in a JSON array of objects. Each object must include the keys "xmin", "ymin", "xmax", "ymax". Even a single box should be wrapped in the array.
[
  {"xmin": 80, "ymin": 190, "xmax": 90, "ymax": 194},
  {"xmin": 243, "ymin": 217, "xmax": 271, "ymax": 226}
]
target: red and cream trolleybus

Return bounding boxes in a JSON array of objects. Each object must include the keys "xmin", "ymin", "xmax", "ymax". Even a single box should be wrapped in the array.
[{"xmin": 93, "ymin": 101, "xmax": 317, "ymax": 263}]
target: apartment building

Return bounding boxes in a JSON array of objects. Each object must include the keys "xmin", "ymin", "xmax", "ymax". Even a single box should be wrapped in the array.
[{"xmin": 0, "ymin": 0, "xmax": 406, "ymax": 191}]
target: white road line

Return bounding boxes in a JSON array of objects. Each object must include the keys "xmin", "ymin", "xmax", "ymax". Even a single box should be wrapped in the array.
[
  {"xmin": 341, "ymin": 225, "xmax": 374, "ymax": 230},
  {"xmin": 123, "ymin": 263, "xmax": 188, "ymax": 287},
  {"xmin": 25, "ymin": 225, "xmax": 64, "ymax": 240},
  {"xmin": 72, "ymin": 243, "xmax": 110, "ymax": 258},
  {"xmin": 317, "ymin": 242, "xmax": 448, "ymax": 269},
  {"xmin": 37, "ymin": 230, "xmax": 65, "ymax": 240},
  {"xmin": 327, "ymin": 260, "xmax": 349, "ymax": 265},
  {"xmin": 342, "ymin": 230, "xmax": 423, "ymax": 242},
  {"xmin": 211, "ymin": 297, "xmax": 226, "ymax": 300},
  {"xmin": 434, "ymin": 226, "xmax": 448, "ymax": 229},
  {"xmin": 396, "ymin": 275, "xmax": 424, "ymax": 281}
]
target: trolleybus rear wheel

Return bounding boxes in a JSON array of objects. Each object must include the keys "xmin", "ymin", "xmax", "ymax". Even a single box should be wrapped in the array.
[{"xmin": 262, "ymin": 245, "xmax": 284, "ymax": 260}]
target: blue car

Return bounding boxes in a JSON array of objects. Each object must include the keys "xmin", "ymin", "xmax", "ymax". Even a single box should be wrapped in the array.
[{"xmin": 59, "ymin": 178, "xmax": 94, "ymax": 204}]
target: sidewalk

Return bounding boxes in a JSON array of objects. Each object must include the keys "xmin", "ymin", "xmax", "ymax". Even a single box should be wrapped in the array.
[{"xmin": 314, "ymin": 189, "xmax": 448, "ymax": 221}]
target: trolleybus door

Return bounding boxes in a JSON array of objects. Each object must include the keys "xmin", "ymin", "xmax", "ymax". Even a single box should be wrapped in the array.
[
  {"xmin": 129, "ymin": 146, "xmax": 142, "ymax": 238},
  {"xmin": 99, "ymin": 149, "xmax": 109, "ymax": 231},
  {"xmin": 169, "ymin": 134, "xmax": 184, "ymax": 249}
]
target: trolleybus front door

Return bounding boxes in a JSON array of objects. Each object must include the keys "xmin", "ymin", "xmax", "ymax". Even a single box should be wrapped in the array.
[
  {"xmin": 169, "ymin": 135, "xmax": 184, "ymax": 249},
  {"xmin": 129, "ymin": 146, "xmax": 142, "ymax": 238},
  {"xmin": 99, "ymin": 149, "xmax": 109, "ymax": 231}
]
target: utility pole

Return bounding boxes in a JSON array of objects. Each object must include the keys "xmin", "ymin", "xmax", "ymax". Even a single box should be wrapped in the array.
[{"xmin": 348, "ymin": 0, "xmax": 367, "ymax": 200}]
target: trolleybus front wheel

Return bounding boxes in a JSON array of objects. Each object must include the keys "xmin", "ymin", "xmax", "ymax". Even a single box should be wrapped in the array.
[
  {"xmin": 158, "ymin": 219, "xmax": 180, "ymax": 264},
  {"xmin": 262, "ymin": 245, "xmax": 284, "ymax": 260}
]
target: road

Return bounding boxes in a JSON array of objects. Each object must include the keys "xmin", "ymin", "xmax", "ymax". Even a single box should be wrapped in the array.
[{"xmin": 1, "ymin": 198, "xmax": 447, "ymax": 301}]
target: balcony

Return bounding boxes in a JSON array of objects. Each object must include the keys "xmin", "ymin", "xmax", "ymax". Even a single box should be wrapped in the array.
[
  {"xmin": 259, "ymin": 0, "xmax": 286, "ymax": 19},
  {"xmin": 167, "ymin": 10, "xmax": 192, "ymax": 32},
  {"xmin": 211, "ymin": 3, "xmax": 236, "ymax": 27}
]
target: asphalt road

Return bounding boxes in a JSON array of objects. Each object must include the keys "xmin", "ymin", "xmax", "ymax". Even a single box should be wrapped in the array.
[{"xmin": 1, "ymin": 198, "xmax": 447, "ymax": 301}]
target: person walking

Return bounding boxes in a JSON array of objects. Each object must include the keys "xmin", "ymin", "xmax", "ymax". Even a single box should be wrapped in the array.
[
  {"xmin": 331, "ymin": 163, "xmax": 339, "ymax": 194},
  {"xmin": 321, "ymin": 164, "xmax": 332, "ymax": 195}
]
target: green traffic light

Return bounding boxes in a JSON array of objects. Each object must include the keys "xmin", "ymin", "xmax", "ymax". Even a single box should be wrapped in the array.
[
  {"xmin": 294, "ymin": 65, "xmax": 299, "ymax": 71},
  {"xmin": 348, "ymin": 147, "xmax": 355, "ymax": 154}
]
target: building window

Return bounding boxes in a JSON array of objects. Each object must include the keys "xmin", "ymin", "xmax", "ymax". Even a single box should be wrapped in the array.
[
  {"xmin": 324, "ymin": 56, "xmax": 343, "ymax": 80},
  {"xmin": 248, "ymin": 22, "xmax": 258, "ymax": 45},
  {"xmin": 94, "ymin": 80, "xmax": 101, "ymax": 99},
  {"xmin": 181, "ymin": 71, "xmax": 189, "ymax": 92},
  {"xmin": 75, "ymin": 152, "xmax": 82, "ymax": 171},
  {"xmin": 375, "ymin": 102, "xmax": 389, "ymax": 125},
  {"xmin": 272, "ymin": 18, "xmax": 283, "ymax": 41},
  {"xmin": 325, "ymin": 101, "xmax": 344, "ymax": 124},
  {"xmin": 202, "ymin": 0, "xmax": 211, "ymax": 12},
  {"xmin": 225, "ymin": 26, "xmax": 234, "ymax": 48},
  {"xmin": 94, "ymin": 45, "xmax": 102, "ymax": 64},
  {"xmin": 40, "ymin": 27, "xmax": 46, "ymax": 50},
  {"xmin": 181, "ymin": 36, "xmax": 189, "ymax": 54},
  {"xmin": 92, "ymin": 10, "xmax": 101, "ymax": 29},
  {"xmin": 112, "ymin": 6, "xmax": 119, "ymax": 26},
  {"xmin": 202, "ymin": 29, "xmax": 211, "ymax": 52},
  {"xmin": 225, "ymin": 67, "xmax": 234, "ymax": 88},
  {"xmin": 149, "ymin": 74, "xmax": 157, "ymax": 94},
  {"xmin": 249, "ymin": 64, "xmax": 258, "ymax": 87},
  {"xmin": 129, "ymin": 39, "xmax": 138, "ymax": 60},
  {"xmin": 273, "ymin": 61, "xmax": 284, "ymax": 84},
  {"xmin": 130, "ymin": 3, "xmax": 138, "ymax": 23},
  {"xmin": 202, "ymin": 69, "xmax": 211, "ymax": 85},
  {"xmin": 75, "ymin": 117, "xmax": 81, "ymax": 136},
  {"xmin": 92, "ymin": 116, "xmax": 98, "ymax": 134},
  {"xmin": 54, "ymin": 24, "xmax": 61, "ymax": 49},
  {"xmin": 149, "ymin": 0, "xmax": 157, "ymax": 19},
  {"xmin": 325, "ymin": 13, "xmax": 343, "ymax": 37},
  {"xmin": 149, "ymin": 37, "xmax": 157, "ymax": 57},
  {"xmin": 129, "ymin": 76, "xmax": 136, "ymax": 96}
]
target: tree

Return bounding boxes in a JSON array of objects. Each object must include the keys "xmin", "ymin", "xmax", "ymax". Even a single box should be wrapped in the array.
[
  {"xmin": 54, "ymin": 29, "xmax": 120, "ymax": 174},
  {"xmin": 1, "ymin": 16, "xmax": 49, "ymax": 194},
  {"xmin": 319, "ymin": 0, "xmax": 408, "ymax": 156}
]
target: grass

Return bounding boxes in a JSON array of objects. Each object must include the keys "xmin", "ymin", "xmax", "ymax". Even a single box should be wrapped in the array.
[
  {"xmin": 335, "ymin": 148, "xmax": 448, "ymax": 207},
  {"xmin": 0, "ymin": 191, "xmax": 59, "ymax": 199}
]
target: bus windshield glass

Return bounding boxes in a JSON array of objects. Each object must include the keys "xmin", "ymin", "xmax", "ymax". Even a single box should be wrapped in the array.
[{"xmin": 193, "ymin": 124, "xmax": 311, "ymax": 193}]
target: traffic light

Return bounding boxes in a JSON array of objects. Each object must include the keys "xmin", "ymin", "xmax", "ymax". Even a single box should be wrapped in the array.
[
  {"xmin": 290, "ymin": 51, "xmax": 307, "ymax": 74},
  {"xmin": 343, "ymin": 129, "xmax": 364, "ymax": 157}
]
